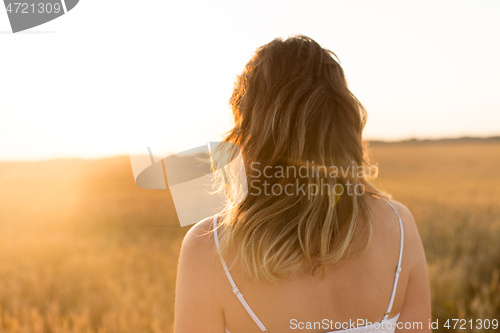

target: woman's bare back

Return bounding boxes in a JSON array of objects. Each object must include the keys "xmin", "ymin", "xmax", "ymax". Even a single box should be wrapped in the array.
[{"xmin": 174, "ymin": 195, "xmax": 431, "ymax": 332}]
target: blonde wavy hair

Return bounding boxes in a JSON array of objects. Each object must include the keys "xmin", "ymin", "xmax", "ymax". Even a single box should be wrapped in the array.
[{"xmin": 211, "ymin": 35, "xmax": 390, "ymax": 283}]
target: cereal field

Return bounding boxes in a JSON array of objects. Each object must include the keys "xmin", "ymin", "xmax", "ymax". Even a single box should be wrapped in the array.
[{"xmin": 0, "ymin": 139, "xmax": 498, "ymax": 332}]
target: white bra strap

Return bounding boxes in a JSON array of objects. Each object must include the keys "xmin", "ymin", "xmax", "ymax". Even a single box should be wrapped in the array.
[
  {"xmin": 213, "ymin": 216, "xmax": 269, "ymax": 332},
  {"xmin": 382, "ymin": 200, "xmax": 404, "ymax": 321}
]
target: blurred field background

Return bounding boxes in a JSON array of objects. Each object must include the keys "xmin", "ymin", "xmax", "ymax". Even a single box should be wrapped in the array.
[{"xmin": 0, "ymin": 139, "xmax": 498, "ymax": 332}]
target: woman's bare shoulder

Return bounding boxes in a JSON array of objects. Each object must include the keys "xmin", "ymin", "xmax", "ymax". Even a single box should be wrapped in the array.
[
  {"xmin": 376, "ymin": 197, "xmax": 425, "ymax": 271},
  {"xmin": 365, "ymin": 196, "xmax": 424, "ymax": 266},
  {"xmin": 387, "ymin": 200, "xmax": 422, "ymax": 254},
  {"xmin": 175, "ymin": 217, "xmax": 227, "ymax": 330},
  {"xmin": 366, "ymin": 196, "xmax": 417, "ymax": 232},
  {"xmin": 180, "ymin": 216, "xmax": 217, "ymax": 261},
  {"xmin": 176, "ymin": 215, "xmax": 223, "ymax": 301}
]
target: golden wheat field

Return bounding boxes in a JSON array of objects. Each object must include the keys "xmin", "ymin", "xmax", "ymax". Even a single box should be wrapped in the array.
[{"xmin": 0, "ymin": 140, "xmax": 498, "ymax": 333}]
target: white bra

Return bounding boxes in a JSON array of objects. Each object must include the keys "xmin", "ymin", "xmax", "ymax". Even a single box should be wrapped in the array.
[{"xmin": 213, "ymin": 200, "xmax": 404, "ymax": 333}]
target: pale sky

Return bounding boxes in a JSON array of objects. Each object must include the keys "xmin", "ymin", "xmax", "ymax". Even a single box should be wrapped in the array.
[{"xmin": 1, "ymin": 0, "xmax": 499, "ymax": 161}]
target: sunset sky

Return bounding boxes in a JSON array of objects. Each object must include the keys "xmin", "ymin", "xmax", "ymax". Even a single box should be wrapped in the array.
[{"xmin": 1, "ymin": 0, "xmax": 499, "ymax": 161}]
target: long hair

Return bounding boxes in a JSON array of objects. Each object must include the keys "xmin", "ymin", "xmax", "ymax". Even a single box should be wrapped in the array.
[{"xmin": 211, "ymin": 35, "xmax": 390, "ymax": 283}]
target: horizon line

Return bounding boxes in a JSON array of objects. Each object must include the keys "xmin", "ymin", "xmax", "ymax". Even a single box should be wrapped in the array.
[{"xmin": 0, "ymin": 134, "xmax": 499, "ymax": 163}]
